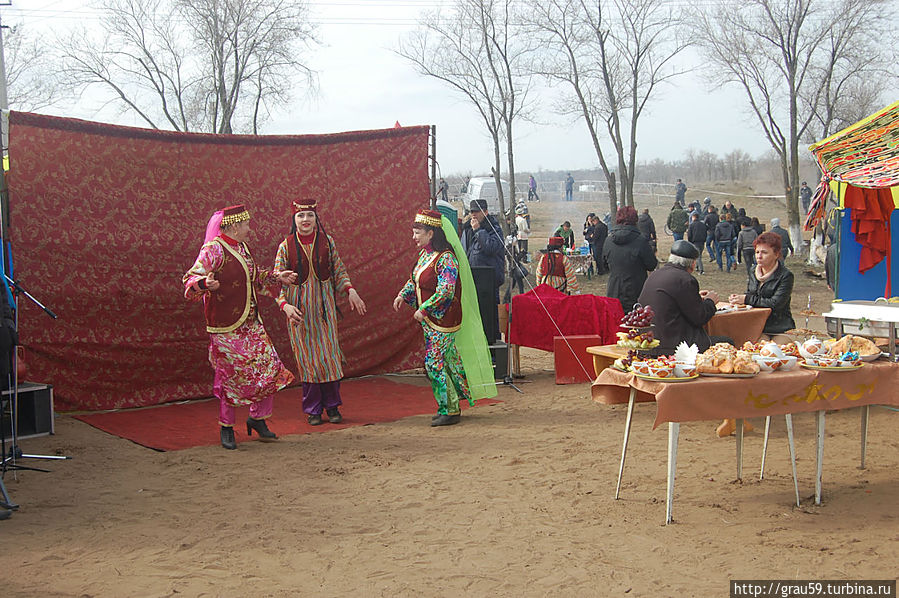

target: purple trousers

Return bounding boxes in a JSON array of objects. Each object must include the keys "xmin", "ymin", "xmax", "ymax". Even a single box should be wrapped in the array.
[
  {"xmin": 303, "ymin": 381, "xmax": 342, "ymax": 415},
  {"xmin": 219, "ymin": 395, "xmax": 273, "ymax": 427}
]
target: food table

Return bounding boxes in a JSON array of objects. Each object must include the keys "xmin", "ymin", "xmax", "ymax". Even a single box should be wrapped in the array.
[
  {"xmin": 591, "ymin": 361, "xmax": 899, "ymax": 523},
  {"xmin": 706, "ymin": 304, "xmax": 771, "ymax": 345}
]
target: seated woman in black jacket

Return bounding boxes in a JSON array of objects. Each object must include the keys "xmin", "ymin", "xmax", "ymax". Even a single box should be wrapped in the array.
[{"xmin": 729, "ymin": 231, "xmax": 796, "ymax": 342}]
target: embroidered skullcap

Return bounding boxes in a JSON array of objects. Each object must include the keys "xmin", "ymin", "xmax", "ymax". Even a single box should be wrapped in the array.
[
  {"xmin": 221, "ymin": 205, "xmax": 250, "ymax": 226},
  {"xmin": 414, "ymin": 209, "xmax": 443, "ymax": 228},
  {"xmin": 292, "ymin": 199, "xmax": 317, "ymax": 213}
]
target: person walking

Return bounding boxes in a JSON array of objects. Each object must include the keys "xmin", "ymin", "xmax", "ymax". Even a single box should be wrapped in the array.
[
  {"xmin": 674, "ymin": 179, "xmax": 687, "ymax": 206},
  {"xmin": 438, "ymin": 177, "xmax": 449, "ymax": 202},
  {"xmin": 686, "ymin": 212, "xmax": 707, "ymax": 274},
  {"xmin": 515, "ymin": 204, "xmax": 530, "ymax": 259},
  {"xmin": 702, "ymin": 205, "xmax": 719, "ymax": 261},
  {"xmin": 666, "ymin": 201, "xmax": 688, "ymax": 242},
  {"xmin": 393, "ymin": 209, "xmax": 496, "ymax": 426},
  {"xmin": 565, "ymin": 173, "xmax": 574, "ymax": 202},
  {"xmin": 769, "ymin": 218, "xmax": 794, "ymax": 260},
  {"xmin": 736, "ymin": 219, "xmax": 759, "ymax": 277},
  {"xmin": 528, "ymin": 175, "xmax": 540, "ymax": 202},
  {"xmin": 274, "ymin": 199, "xmax": 368, "ymax": 426},
  {"xmin": 800, "ymin": 181, "xmax": 812, "ymax": 214},
  {"xmin": 637, "ymin": 208, "xmax": 657, "ymax": 253},
  {"xmin": 714, "ymin": 213, "xmax": 737, "ymax": 272},
  {"xmin": 183, "ymin": 204, "xmax": 296, "ymax": 449}
]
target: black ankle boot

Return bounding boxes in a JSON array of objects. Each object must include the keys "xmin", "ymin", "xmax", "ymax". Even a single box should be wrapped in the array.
[
  {"xmin": 246, "ymin": 418, "xmax": 278, "ymax": 441},
  {"xmin": 220, "ymin": 426, "xmax": 237, "ymax": 450},
  {"xmin": 430, "ymin": 414, "xmax": 461, "ymax": 427}
]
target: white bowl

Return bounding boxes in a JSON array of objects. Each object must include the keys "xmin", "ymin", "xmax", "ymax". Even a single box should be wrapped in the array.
[
  {"xmin": 752, "ymin": 355, "xmax": 781, "ymax": 372},
  {"xmin": 779, "ymin": 356, "xmax": 799, "ymax": 371}
]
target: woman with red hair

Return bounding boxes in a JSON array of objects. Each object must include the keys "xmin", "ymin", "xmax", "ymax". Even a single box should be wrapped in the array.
[
  {"xmin": 729, "ymin": 231, "xmax": 795, "ymax": 341},
  {"xmin": 602, "ymin": 206, "xmax": 657, "ymax": 312}
]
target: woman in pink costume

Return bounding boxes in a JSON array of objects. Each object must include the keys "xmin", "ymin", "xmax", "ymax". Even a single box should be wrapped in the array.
[{"xmin": 183, "ymin": 204, "xmax": 296, "ymax": 449}]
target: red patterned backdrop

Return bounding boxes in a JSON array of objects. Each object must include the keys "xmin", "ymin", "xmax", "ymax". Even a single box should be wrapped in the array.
[{"xmin": 8, "ymin": 112, "xmax": 430, "ymax": 411}]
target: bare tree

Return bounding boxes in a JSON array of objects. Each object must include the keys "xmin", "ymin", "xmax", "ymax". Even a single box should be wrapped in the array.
[
  {"xmin": 397, "ymin": 0, "xmax": 533, "ymax": 234},
  {"xmin": 525, "ymin": 0, "xmax": 687, "ymax": 214},
  {"xmin": 58, "ymin": 0, "xmax": 317, "ymax": 134},
  {"xmin": 691, "ymin": 0, "xmax": 897, "ymax": 252},
  {"xmin": 4, "ymin": 24, "xmax": 61, "ymax": 111}
]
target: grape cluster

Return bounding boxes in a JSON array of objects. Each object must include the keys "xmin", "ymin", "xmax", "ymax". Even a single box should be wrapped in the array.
[
  {"xmin": 621, "ymin": 304, "xmax": 654, "ymax": 327},
  {"xmin": 626, "ymin": 329, "xmax": 654, "ymax": 341}
]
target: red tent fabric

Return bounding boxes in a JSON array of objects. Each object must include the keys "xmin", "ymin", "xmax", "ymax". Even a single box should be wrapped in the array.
[
  {"xmin": 843, "ymin": 186, "xmax": 893, "ymax": 274},
  {"xmin": 508, "ymin": 284, "xmax": 624, "ymax": 352},
  {"xmin": 8, "ymin": 112, "xmax": 431, "ymax": 411}
]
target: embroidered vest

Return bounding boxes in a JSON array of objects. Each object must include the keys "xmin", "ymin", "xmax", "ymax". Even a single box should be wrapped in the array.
[
  {"xmin": 415, "ymin": 251, "xmax": 462, "ymax": 333},
  {"xmin": 204, "ymin": 239, "xmax": 254, "ymax": 333},
  {"xmin": 538, "ymin": 253, "xmax": 568, "ymax": 292},
  {"xmin": 286, "ymin": 232, "xmax": 331, "ymax": 284}
]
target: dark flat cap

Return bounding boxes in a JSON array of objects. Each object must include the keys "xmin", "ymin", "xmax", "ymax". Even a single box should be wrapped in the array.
[
  {"xmin": 670, "ymin": 240, "xmax": 699, "ymax": 259},
  {"xmin": 470, "ymin": 199, "xmax": 488, "ymax": 212}
]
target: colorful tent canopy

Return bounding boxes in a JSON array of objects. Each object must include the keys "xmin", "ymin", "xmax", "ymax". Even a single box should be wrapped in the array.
[
  {"xmin": 809, "ymin": 100, "xmax": 899, "ymax": 192},
  {"xmin": 809, "ymin": 102, "xmax": 899, "ymax": 297}
]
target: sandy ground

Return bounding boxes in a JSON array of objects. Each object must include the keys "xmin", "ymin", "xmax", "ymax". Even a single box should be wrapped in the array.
[
  {"xmin": 3, "ymin": 348, "xmax": 898, "ymax": 597},
  {"xmin": 3, "ymin": 193, "xmax": 897, "ymax": 596}
]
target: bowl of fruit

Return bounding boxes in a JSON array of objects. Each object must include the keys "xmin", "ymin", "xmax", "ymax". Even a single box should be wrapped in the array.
[
  {"xmin": 615, "ymin": 329, "xmax": 660, "ymax": 350},
  {"xmin": 620, "ymin": 304, "xmax": 655, "ymax": 330}
]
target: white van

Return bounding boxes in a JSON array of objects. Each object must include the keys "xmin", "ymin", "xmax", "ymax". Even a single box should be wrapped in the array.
[{"xmin": 463, "ymin": 176, "xmax": 512, "ymax": 214}]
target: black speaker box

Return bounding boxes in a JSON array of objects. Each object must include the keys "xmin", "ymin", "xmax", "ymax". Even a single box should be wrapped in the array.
[{"xmin": 1, "ymin": 382, "xmax": 54, "ymax": 440}]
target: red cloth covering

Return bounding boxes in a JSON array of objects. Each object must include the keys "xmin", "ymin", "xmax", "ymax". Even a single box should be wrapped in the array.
[
  {"xmin": 508, "ymin": 284, "xmax": 624, "ymax": 352},
  {"xmin": 843, "ymin": 186, "xmax": 893, "ymax": 276},
  {"xmin": 8, "ymin": 112, "xmax": 430, "ymax": 411}
]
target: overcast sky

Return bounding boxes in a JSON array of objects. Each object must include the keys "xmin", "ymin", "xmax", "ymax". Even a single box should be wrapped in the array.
[{"xmin": 13, "ymin": 0, "xmax": 773, "ymax": 177}]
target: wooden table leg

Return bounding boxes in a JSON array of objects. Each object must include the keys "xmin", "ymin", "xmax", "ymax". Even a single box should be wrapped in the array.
[
  {"xmin": 511, "ymin": 343, "xmax": 521, "ymax": 377},
  {"xmin": 815, "ymin": 410, "xmax": 825, "ymax": 505},
  {"xmin": 615, "ymin": 387, "xmax": 637, "ymax": 500},
  {"xmin": 735, "ymin": 419, "xmax": 744, "ymax": 480},
  {"xmin": 666, "ymin": 422, "xmax": 680, "ymax": 525}
]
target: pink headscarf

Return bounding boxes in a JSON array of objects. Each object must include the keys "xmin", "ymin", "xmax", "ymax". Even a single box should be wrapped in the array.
[{"xmin": 204, "ymin": 210, "xmax": 224, "ymax": 244}]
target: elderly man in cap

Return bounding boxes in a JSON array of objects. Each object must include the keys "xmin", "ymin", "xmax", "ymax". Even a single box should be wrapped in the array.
[
  {"xmin": 461, "ymin": 199, "xmax": 506, "ymax": 309},
  {"xmin": 769, "ymin": 218, "xmax": 794, "ymax": 260},
  {"xmin": 637, "ymin": 240, "xmax": 721, "ymax": 355}
]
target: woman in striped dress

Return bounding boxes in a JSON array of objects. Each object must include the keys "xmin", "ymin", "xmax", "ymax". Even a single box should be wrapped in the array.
[
  {"xmin": 274, "ymin": 199, "xmax": 367, "ymax": 425},
  {"xmin": 536, "ymin": 236, "xmax": 580, "ymax": 294}
]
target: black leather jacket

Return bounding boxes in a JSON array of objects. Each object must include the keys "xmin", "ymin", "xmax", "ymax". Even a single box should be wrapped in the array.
[{"xmin": 745, "ymin": 262, "xmax": 796, "ymax": 334}]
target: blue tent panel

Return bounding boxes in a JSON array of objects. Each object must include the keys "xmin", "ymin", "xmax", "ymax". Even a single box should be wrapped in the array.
[{"xmin": 836, "ymin": 208, "xmax": 899, "ymax": 300}]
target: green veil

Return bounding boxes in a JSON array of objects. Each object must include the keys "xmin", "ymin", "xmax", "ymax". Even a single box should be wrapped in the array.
[{"xmin": 442, "ymin": 215, "xmax": 498, "ymax": 402}]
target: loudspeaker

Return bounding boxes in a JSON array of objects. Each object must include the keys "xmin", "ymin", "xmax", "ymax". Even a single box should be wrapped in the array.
[
  {"xmin": 471, "ymin": 266, "xmax": 499, "ymax": 343},
  {"xmin": 489, "ymin": 342, "xmax": 509, "ymax": 381},
  {"xmin": 1, "ymin": 382, "xmax": 54, "ymax": 440}
]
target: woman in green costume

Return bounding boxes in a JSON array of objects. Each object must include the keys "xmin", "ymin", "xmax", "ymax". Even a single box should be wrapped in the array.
[{"xmin": 393, "ymin": 209, "xmax": 496, "ymax": 426}]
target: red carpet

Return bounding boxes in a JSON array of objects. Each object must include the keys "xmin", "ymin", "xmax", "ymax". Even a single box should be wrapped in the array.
[{"xmin": 73, "ymin": 377, "xmax": 499, "ymax": 451}]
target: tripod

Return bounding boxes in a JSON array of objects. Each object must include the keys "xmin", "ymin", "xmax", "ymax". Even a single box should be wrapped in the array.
[{"xmin": 1, "ymin": 274, "xmax": 67, "ymax": 480}]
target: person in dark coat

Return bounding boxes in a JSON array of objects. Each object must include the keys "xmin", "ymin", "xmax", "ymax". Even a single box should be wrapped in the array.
[
  {"xmin": 686, "ymin": 212, "xmax": 707, "ymax": 274},
  {"xmin": 769, "ymin": 218, "xmax": 794, "ymax": 260},
  {"xmin": 584, "ymin": 215, "xmax": 608, "ymax": 274},
  {"xmin": 460, "ymin": 199, "xmax": 506, "ymax": 303},
  {"xmin": 702, "ymin": 205, "xmax": 719, "ymax": 260},
  {"xmin": 729, "ymin": 232, "xmax": 796, "ymax": 340},
  {"xmin": 714, "ymin": 214, "xmax": 736, "ymax": 272},
  {"xmin": 637, "ymin": 208, "xmax": 657, "ymax": 252},
  {"xmin": 603, "ymin": 206, "xmax": 657, "ymax": 313},
  {"xmin": 637, "ymin": 240, "xmax": 719, "ymax": 354}
]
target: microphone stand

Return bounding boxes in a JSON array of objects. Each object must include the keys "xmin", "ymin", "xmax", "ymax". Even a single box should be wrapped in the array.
[{"xmin": 2, "ymin": 274, "xmax": 67, "ymax": 479}]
